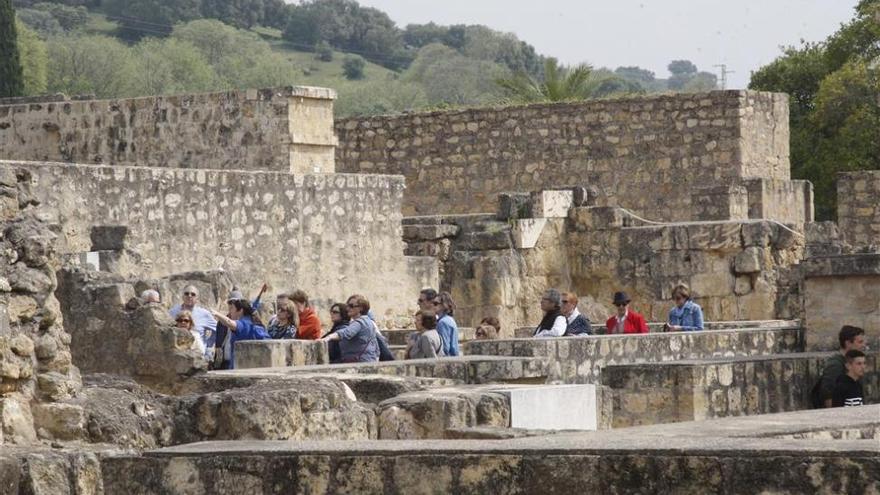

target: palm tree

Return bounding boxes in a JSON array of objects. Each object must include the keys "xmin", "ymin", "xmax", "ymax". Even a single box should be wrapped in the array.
[{"xmin": 496, "ymin": 57, "xmax": 621, "ymax": 103}]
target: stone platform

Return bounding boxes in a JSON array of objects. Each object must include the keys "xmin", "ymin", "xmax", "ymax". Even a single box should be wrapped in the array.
[{"xmin": 101, "ymin": 405, "xmax": 880, "ymax": 494}]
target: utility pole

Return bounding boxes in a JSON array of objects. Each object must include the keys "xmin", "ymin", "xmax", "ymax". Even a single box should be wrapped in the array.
[{"xmin": 714, "ymin": 64, "xmax": 734, "ymax": 90}]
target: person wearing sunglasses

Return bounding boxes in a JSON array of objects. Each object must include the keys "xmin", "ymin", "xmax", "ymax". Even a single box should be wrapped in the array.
[
  {"xmin": 663, "ymin": 284, "xmax": 704, "ymax": 332},
  {"xmin": 174, "ymin": 310, "xmax": 206, "ymax": 356},
  {"xmin": 169, "ymin": 285, "xmax": 216, "ymax": 361},
  {"xmin": 321, "ymin": 302, "xmax": 349, "ymax": 363},
  {"xmin": 321, "ymin": 295, "xmax": 379, "ymax": 363},
  {"xmin": 604, "ymin": 291, "xmax": 648, "ymax": 334}
]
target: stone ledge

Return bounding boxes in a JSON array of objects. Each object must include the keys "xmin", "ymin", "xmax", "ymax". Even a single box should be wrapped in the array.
[{"xmin": 802, "ymin": 253, "xmax": 880, "ymax": 277}]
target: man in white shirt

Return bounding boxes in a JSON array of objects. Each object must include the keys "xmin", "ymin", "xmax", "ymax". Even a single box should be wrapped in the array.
[
  {"xmin": 533, "ymin": 289, "xmax": 568, "ymax": 338},
  {"xmin": 169, "ymin": 285, "xmax": 216, "ymax": 361}
]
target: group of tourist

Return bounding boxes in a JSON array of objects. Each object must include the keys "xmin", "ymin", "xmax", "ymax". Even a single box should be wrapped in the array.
[
  {"xmin": 153, "ymin": 284, "xmax": 463, "ymax": 369},
  {"xmin": 813, "ymin": 325, "xmax": 868, "ymax": 408},
  {"xmin": 531, "ymin": 284, "xmax": 704, "ymax": 338}
]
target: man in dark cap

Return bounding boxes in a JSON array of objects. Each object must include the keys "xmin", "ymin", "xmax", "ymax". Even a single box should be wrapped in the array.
[{"xmin": 604, "ymin": 291, "xmax": 649, "ymax": 334}]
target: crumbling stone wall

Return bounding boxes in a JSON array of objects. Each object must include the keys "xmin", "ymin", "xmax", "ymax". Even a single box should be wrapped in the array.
[
  {"xmin": 0, "ymin": 87, "xmax": 337, "ymax": 174},
  {"xmin": 336, "ymin": 90, "xmax": 790, "ymax": 219},
  {"xmin": 837, "ymin": 170, "xmax": 880, "ymax": 250},
  {"xmin": 0, "ymin": 180, "xmax": 83, "ymax": 445},
  {"xmin": 2, "ymin": 160, "xmax": 437, "ymax": 324}
]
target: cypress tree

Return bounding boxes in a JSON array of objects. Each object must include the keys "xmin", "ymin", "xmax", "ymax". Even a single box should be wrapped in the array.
[{"xmin": 0, "ymin": 0, "xmax": 25, "ymax": 97}]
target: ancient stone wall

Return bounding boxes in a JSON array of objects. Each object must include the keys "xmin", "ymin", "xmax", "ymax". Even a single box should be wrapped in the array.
[
  {"xmin": 837, "ymin": 170, "xmax": 880, "ymax": 250},
  {"xmin": 465, "ymin": 326, "xmax": 804, "ymax": 384},
  {"xmin": 802, "ymin": 253, "xmax": 880, "ymax": 351},
  {"xmin": 0, "ymin": 184, "xmax": 83, "ymax": 446},
  {"xmin": 2, "ymin": 160, "xmax": 436, "ymax": 325},
  {"xmin": 0, "ymin": 87, "xmax": 337, "ymax": 174},
  {"xmin": 336, "ymin": 90, "xmax": 790, "ymax": 219},
  {"xmin": 604, "ymin": 352, "xmax": 880, "ymax": 428}
]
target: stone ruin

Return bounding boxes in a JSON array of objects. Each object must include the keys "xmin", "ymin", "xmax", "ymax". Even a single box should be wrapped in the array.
[{"xmin": 0, "ymin": 87, "xmax": 877, "ymax": 493}]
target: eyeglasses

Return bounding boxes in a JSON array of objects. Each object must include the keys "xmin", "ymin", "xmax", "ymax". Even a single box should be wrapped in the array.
[
  {"xmin": 183, "ymin": 292, "xmax": 197, "ymax": 297},
  {"xmin": 347, "ymin": 303, "xmax": 359, "ymax": 308},
  {"xmin": 176, "ymin": 318, "xmax": 192, "ymax": 324},
  {"xmin": 331, "ymin": 309, "xmax": 341, "ymax": 314},
  {"xmin": 614, "ymin": 302, "xmax": 628, "ymax": 307},
  {"xmin": 561, "ymin": 300, "xmax": 572, "ymax": 304}
]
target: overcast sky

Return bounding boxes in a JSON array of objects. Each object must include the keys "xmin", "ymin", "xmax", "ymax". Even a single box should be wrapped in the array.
[{"xmin": 357, "ymin": 0, "xmax": 858, "ymax": 88}]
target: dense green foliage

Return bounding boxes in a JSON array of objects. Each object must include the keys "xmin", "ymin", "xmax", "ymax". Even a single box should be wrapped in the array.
[
  {"xmin": 496, "ymin": 58, "xmax": 611, "ymax": 103},
  {"xmin": 16, "ymin": 20, "xmax": 47, "ymax": 94},
  {"xmin": 749, "ymin": 1, "xmax": 879, "ymax": 219},
  {"xmin": 341, "ymin": 54, "xmax": 365, "ymax": 80},
  {"xmin": 1, "ymin": 0, "xmax": 25, "ymax": 97}
]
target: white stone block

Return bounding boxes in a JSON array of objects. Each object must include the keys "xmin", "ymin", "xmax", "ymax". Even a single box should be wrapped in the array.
[
  {"xmin": 512, "ymin": 218, "xmax": 547, "ymax": 249},
  {"xmin": 533, "ymin": 190, "xmax": 574, "ymax": 218},
  {"xmin": 493, "ymin": 384, "xmax": 598, "ymax": 431}
]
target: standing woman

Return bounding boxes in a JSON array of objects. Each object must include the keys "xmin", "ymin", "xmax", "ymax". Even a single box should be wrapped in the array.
[
  {"xmin": 665, "ymin": 284, "xmax": 704, "ymax": 332},
  {"xmin": 267, "ymin": 301, "xmax": 298, "ymax": 339},
  {"xmin": 322, "ymin": 302, "xmax": 349, "ymax": 363},
  {"xmin": 435, "ymin": 292, "xmax": 460, "ymax": 357},
  {"xmin": 321, "ymin": 295, "xmax": 379, "ymax": 363},
  {"xmin": 211, "ymin": 299, "xmax": 269, "ymax": 369}
]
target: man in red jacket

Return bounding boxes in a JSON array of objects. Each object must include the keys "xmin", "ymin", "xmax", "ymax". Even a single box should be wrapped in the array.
[{"xmin": 605, "ymin": 291, "xmax": 649, "ymax": 334}]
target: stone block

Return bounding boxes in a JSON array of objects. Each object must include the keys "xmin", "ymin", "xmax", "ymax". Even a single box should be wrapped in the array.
[
  {"xmin": 89, "ymin": 225, "xmax": 129, "ymax": 251},
  {"xmin": 496, "ymin": 192, "xmax": 532, "ymax": 220},
  {"xmin": 0, "ymin": 395, "xmax": 37, "ymax": 444},
  {"xmin": 496, "ymin": 384, "xmax": 598, "ymax": 430},
  {"xmin": 734, "ymin": 246, "xmax": 763, "ymax": 274},
  {"xmin": 31, "ymin": 403, "xmax": 87, "ymax": 441},
  {"xmin": 531, "ymin": 190, "xmax": 573, "ymax": 218},
  {"xmin": 402, "ymin": 224, "xmax": 460, "ymax": 242},
  {"xmin": 512, "ymin": 218, "xmax": 547, "ymax": 249}
]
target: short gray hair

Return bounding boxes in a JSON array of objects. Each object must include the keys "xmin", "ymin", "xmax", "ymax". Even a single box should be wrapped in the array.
[
  {"xmin": 542, "ymin": 288, "xmax": 562, "ymax": 308},
  {"xmin": 140, "ymin": 289, "xmax": 160, "ymax": 303}
]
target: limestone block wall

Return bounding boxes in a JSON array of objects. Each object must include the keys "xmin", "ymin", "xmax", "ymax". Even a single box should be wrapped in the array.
[
  {"xmin": 413, "ymin": 207, "xmax": 805, "ymax": 332},
  {"xmin": 465, "ymin": 326, "xmax": 804, "ymax": 384},
  {"xmin": 0, "ymin": 87, "xmax": 338, "ymax": 174},
  {"xmin": 837, "ymin": 170, "xmax": 880, "ymax": 249},
  {"xmin": 603, "ymin": 353, "xmax": 879, "ymax": 428},
  {"xmin": 802, "ymin": 254, "xmax": 880, "ymax": 351},
  {"xmin": 1, "ymin": 160, "xmax": 436, "ymax": 324},
  {"xmin": 336, "ymin": 90, "xmax": 790, "ymax": 219}
]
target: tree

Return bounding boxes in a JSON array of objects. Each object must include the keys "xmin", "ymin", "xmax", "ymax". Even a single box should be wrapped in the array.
[
  {"xmin": 749, "ymin": 1, "xmax": 880, "ymax": 219},
  {"xmin": 103, "ymin": 0, "xmax": 202, "ymax": 39},
  {"xmin": 667, "ymin": 59, "xmax": 699, "ymax": 90},
  {"xmin": 131, "ymin": 37, "xmax": 218, "ymax": 95},
  {"xmin": 342, "ymin": 54, "xmax": 365, "ymax": 79},
  {"xmin": 683, "ymin": 71, "xmax": 718, "ymax": 92},
  {"xmin": 1, "ymin": 0, "xmax": 25, "ymax": 97},
  {"xmin": 315, "ymin": 40, "xmax": 333, "ymax": 61},
  {"xmin": 31, "ymin": 2, "xmax": 89, "ymax": 30},
  {"xmin": 15, "ymin": 8, "xmax": 63, "ymax": 35},
  {"xmin": 47, "ymin": 35, "xmax": 137, "ymax": 97},
  {"xmin": 335, "ymin": 77, "xmax": 428, "ymax": 117},
  {"xmin": 200, "ymin": 0, "xmax": 263, "ymax": 29},
  {"xmin": 615, "ymin": 66, "xmax": 655, "ymax": 85},
  {"xmin": 402, "ymin": 22, "xmax": 448, "ymax": 48},
  {"xmin": 496, "ymin": 57, "xmax": 606, "ymax": 103},
  {"xmin": 16, "ymin": 20, "xmax": 47, "ymax": 95}
]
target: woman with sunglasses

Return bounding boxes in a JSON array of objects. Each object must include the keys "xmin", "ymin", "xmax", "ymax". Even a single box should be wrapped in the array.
[
  {"xmin": 175, "ymin": 310, "xmax": 206, "ymax": 356},
  {"xmin": 320, "ymin": 295, "xmax": 379, "ymax": 363},
  {"xmin": 664, "ymin": 284, "xmax": 704, "ymax": 332},
  {"xmin": 321, "ymin": 302, "xmax": 349, "ymax": 363},
  {"xmin": 267, "ymin": 301, "xmax": 298, "ymax": 339},
  {"xmin": 604, "ymin": 291, "xmax": 649, "ymax": 334}
]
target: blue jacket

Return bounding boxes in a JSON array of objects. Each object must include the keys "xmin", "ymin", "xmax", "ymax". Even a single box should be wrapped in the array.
[
  {"xmin": 668, "ymin": 299, "xmax": 704, "ymax": 331},
  {"xmin": 437, "ymin": 313, "xmax": 460, "ymax": 357},
  {"xmin": 230, "ymin": 316, "xmax": 269, "ymax": 368}
]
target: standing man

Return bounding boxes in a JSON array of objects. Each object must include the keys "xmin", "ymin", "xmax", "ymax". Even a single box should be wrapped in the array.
[
  {"xmin": 815, "ymin": 325, "xmax": 866, "ymax": 408},
  {"xmin": 169, "ymin": 285, "xmax": 216, "ymax": 361},
  {"xmin": 832, "ymin": 350, "xmax": 867, "ymax": 407}
]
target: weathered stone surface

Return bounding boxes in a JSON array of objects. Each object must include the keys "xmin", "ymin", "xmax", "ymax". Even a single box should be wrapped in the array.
[
  {"xmin": 89, "ymin": 225, "xmax": 129, "ymax": 251},
  {"xmin": 337, "ymin": 91, "xmax": 790, "ymax": 220},
  {"xmin": 838, "ymin": 170, "xmax": 880, "ymax": 250},
  {"xmin": 377, "ymin": 388, "xmax": 510, "ymax": 439},
  {"xmin": 402, "ymin": 224, "xmax": 460, "ymax": 242},
  {"xmin": 31, "ymin": 403, "xmax": 87, "ymax": 441},
  {"xmin": 734, "ymin": 246, "xmax": 763, "ymax": 274},
  {"xmin": 7, "ymin": 160, "xmax": 436, "ymax": 327},
  {"xmin": 0, "ymin": 395, "xmax": 37, "ymax": 444}
]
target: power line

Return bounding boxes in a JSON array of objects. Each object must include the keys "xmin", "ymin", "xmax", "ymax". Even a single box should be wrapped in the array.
[{"xmin": 713, "ymin": 64, "xmax": 734, "ymax": 90}]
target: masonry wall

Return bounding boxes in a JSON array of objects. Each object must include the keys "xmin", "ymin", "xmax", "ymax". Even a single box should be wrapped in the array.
[
  {"xmin": 1, "ymin": 160, "xmax": 436, "ymax": 324},
  {"xmin": 336, "ymin": 90, "xmax": 790, "ymax": 219},
  {"xmin": 603, "ymin": 353, "xmax": 880, "ymax": 428},
  {"xmin": 802, "ymin": 254, "xmax": 880, "ymax": 351},
  {"xmin": 465, "ymin": 326, "xmax": 804, "ymax": 384},
  {"xmin": 838, "ymin": 170, "xmax": 880, "ymax": 249},
  {"xmin": 0, "ymin": 87, "xmax": 337, "ymax": 174}
]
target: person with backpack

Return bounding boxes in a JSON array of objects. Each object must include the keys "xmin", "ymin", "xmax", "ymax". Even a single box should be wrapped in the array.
[
  {"xmin": 210, "ymin": 299, "xmax": 269, "ymax": 369},
  {"xmin": 321, "ymin": 294, "xmax": 379, "ymax": 363}
]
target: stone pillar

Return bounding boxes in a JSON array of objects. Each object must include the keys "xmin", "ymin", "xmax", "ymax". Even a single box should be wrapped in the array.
[{"xmin": 281, "ymin": 86, "xmax": 338, "ymax": 174}]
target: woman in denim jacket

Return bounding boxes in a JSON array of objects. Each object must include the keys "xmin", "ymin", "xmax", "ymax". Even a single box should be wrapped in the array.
[{"xmin": 665, "ymin": 284, "xmax": 704, "ymax": 331}]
